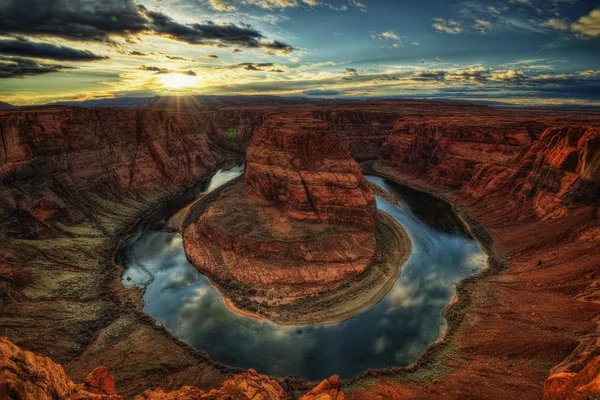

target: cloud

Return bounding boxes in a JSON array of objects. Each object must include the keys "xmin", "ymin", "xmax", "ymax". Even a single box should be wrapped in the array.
[
  {"xmin": 372, "ymin": 335, "xmax": 390, "ymax": 355},
  {"xmin": 207, "ymin": 0, "xmax": 319, "ymax": 11},
  {"xmin": 580, "ymin": 70, "xmax": 600, "ymax": 77},
  {"xmin": 411, "ymin": 41, "xmax": 420, "ymax": 46},
  {"xmin": 303, "ymin": 89, "xmax": 340, "ymax": 95},
  {"xmin": 412, "ymin": 70, "xmax": 447, "ymax": 81},
  {"xmin": 538, "ymin": 8, "xmax": 600, "ymax": 38},
  {"xmin": 139, "ymin": 65, "xmax": 196, "ymax": 75},
  {"xmin": 219, "ymin": 62, "xmax": 280, "ymax": 71},
  {"xmin": 378, "ymin": 31, "xmax": 400, "ymax": 41},
  {"xmin": 345, "ymin": 67, "xmax": 359, "ymax": 76},
  {"xmin": 145, "ymin": 10, "xmax": 295, "ymax": 52},
  {"xmin": 445, "ymin": 66, "xmax": 491, "ymax": 82},
  {"xmin": 0, "ymin": 0, "xmax": 148, "ymax": 42},
  {"xmin": 490, "ymin": 69, "xmax": 527, "ymax": 82},
  {"xmin": 432, "ymin": 18, "xmax": 464, "ymax": 34},
  {"xmin": 487, "ymin": 6, "xmax": 502, "ymax": 15},
  {"xmin": 372, "ymin": 31, "xmax": 402, "ymax": 49},
  {"xmin": 0, "ymin": 56, "xmax": 75, "ymax": 78},
  {"xmin": 571, "ymin": 8, "xmax": 600, "ymax": 37},
  {"xmin": 0, "ymin": 38, "xmax": 107, "ymax": 61},
  {"xmin": 348, "ymin": 0, "xmax": 367, "ymax": 12},
  {"xmin": 473, "ymin": 19, "xmax": 492, "ymax": 33},
  {"xmin": 540, "ymin": 18, "xmax": 570, "ymax": 31},
  {"xmin": 0, "ymin": 0, "xmax": 295, "ymax": 52}
]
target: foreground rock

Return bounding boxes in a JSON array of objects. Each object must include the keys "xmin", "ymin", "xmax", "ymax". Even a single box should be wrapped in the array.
[
  {"xmin": 0, "ymin": 337, "xmax": 346, "ymax": 400},
  {"xmin": 136, "ymin": 369, "xmax": 287, "ymax": 400},
  {"xmin": 0, "ymin": 337, "xmax": 122, "ymax": 399},
  {"xmin": 299, "ymin": 375, "xmax": 344, "ymax": 400},
  {"xmin": 543, "ymin": 355, "xmax": 600, "ymax": 400},
  {"xmin": 182, "ymin": 113, "xmax": 401, "ymax": 324}
]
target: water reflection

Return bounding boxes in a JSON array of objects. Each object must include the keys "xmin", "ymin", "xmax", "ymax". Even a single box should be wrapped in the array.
[{"xmin": 120, "ymin": 171, "xmax": 486, "ymax": 381}]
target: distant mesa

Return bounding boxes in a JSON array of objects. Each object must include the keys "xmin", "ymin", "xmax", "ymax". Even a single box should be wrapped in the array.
[{"xmin": 0, "ymin": 101, "xmax": 13, "ymax": 110}]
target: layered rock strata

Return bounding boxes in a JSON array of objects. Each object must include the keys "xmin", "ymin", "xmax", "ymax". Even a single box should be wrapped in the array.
[{"xmin": 183, "ymin": 113, "xmax": 380, "ymax": 319}]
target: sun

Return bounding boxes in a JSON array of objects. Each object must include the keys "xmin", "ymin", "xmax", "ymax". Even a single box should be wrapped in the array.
[{"xmin": 161, "ymin": 73, "xmax": 198, "ymax": 89}]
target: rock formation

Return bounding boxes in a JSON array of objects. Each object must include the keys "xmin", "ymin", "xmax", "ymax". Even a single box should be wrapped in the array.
[
  {"xmin": 183, "ymin": 113, "xmax": 377, "ymax": 306},
  {"xmin": 136, "ymin": 369, "xmax": 287, "ymax": 400},
  {"xmin": 299, "ymin": 375, "xmax": 345, "ymax": 400},
  {"xmin": 0, "ymin": 337, "xmax": 122, "ymax": 399},
  {"xmin": 0, "ymin": 337, "xmax": 346, "ymax": 400},
  {"xmin": 543, "ymin": 355, "xmax": 600, "ymax": 400}
]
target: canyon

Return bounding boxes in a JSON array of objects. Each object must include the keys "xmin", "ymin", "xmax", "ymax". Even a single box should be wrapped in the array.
[{"xmin": 0, "ymin": 99, "xmax": 599, "ymax": 399}]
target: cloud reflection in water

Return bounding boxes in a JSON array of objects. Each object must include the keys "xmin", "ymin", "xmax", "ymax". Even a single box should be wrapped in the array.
[{"xmin": 120, "ymin": 172, "xmax": 487, "ymax": 380}]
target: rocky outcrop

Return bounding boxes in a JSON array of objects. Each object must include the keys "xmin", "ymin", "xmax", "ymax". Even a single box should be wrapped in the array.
[
  {"xmin": 0, "ymin": 337, "xmax": 347, "ymax": 400},
  {"xmin": 183, "ymin": 113, "xmax": 378, "ymax": 317},
  {"xmin": 136, "ymin": 370, "xmax": 288, "ymax": 400},
  {"xmin": 299, "ymin": 375, "xmax": 344, "ymax": 400},
  {"xmin": 0, "ymin": 337, "xmax": 122, "ymax": 399},
  {"xmin": 244, "ymin": 114, "xmax": 376, "ymax": 229},
  {"xmin": 543, "ymin": 355, "xmax": 600, "ymax": 400}
]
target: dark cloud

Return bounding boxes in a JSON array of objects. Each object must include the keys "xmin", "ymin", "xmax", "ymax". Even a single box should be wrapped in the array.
[
  {"xmin": 413, "ymin": 70, "xmax": 447, "ymax": 81},
  {"xmin": 0, "ymin": 38, "xmax": 107, "ymax": 61},
  {"xmin": 158, "ymin": 53, "xmax": 196, "ymax": 62},
  {"xmin": 303, "ymin": 89, "xmax": 340, "ymax": 96},
  {"xmin": 0, "ymin": 0, "xmax": 295, "ymax": 52},
  {"xmin": 139, "ymin": 65, "xmax": 196, "ymax": 75},
  {"xmin": 0, "ymin": 56, "xmax": 75, "ymax": 78},
  {"xmin": 345, "ymin": 67, "xmax": 359, "ymax": 76},
  {"xmin": 220, "ymin": 62, "xmax": 277, "ymax": 71},
  {"xmin": 377, "ymin": 74, "xmax": 400, "ymax": 81},
  {"xmin": 0, "ymin": 0, "xmax": 148, "ymax": 42}
]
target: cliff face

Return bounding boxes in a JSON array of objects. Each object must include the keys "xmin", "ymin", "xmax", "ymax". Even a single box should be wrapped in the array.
[
  {"xmin": 378, "ymin": 116, "xmax": 533, "ymax": 189},
  {"xmin": 510, "ymin": 126, "xmax": 600, "ymax": 217},
  {"xmin": 184, "ymin": 113, "xmax": 377, "ymax": 300},
  {"xmin": 378, "ymin": 118, "xmax": 600, "ymax": 218},
  {"xmin": 312, "ymin": 109, "xmax": 398, "ymax": 158},
  {"xmin": 0, "ymin": 107, "xmax": 270, "ymax": 239},
  {"xmin": 245, "ymin": 113, "xmax": 376, "ymax": 229}
]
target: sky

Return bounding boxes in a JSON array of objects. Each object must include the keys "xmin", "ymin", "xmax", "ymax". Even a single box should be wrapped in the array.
[{"xmin": 0, "ymin": 0, "xmax": 599, "ymax": 106}]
